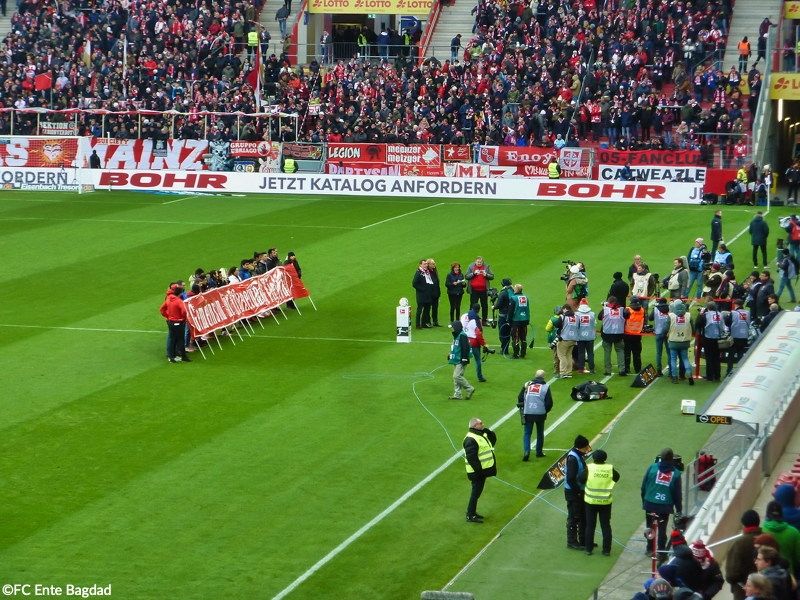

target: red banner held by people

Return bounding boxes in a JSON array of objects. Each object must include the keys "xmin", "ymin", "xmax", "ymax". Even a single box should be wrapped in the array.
[
  {"xmin": 283, "ymin": 263, "xmax": 309, "ymax": 299},
  {"xmin": 185, "ymin": 267, "xmax": 311, "ymax": 336},
  {"xmin": 386, "ymin": 144, "xmax": 441, "ymax": 166},
  {"xmin": 596, "ymin": 150, "xmax": 703, "ymax": 166}
]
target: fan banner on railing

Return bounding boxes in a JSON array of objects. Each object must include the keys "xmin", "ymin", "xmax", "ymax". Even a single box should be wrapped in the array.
[
  {"xmin": 595, "ymin": 149, "xmax": 703, "ymax": 166},
  {"xmin": 39, "ymin": 121, "xmax": 78, "ymax": 136},
  {"xmin": 475, "ymin": 145, "xmax": 590, "ymax": 177},
  {"xmin": 442, "ymin": 145, "xmax": 472, "ymax": 162},
  {"xmin": 598, "ymin": 165, "xmax": 706, "ymax": 183},
  {"xmin": 79, "ymin": 138, "xmax": 210, "ymax": 170},
  {"xmin": 185, "ymin": 267, "xmax": 310, "ymax": 337},
  {"xmin": 0, "ymin": 137, "xmax": 79, "ymax": 167}
]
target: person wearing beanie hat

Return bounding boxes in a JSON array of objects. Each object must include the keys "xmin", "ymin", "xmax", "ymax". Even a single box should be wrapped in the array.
[
  {"xmin": 564, "ymin": 435, "xmax": 592, "ymax": 549},
  {"xmin": 642, "ymin": 448, "xmax": 683, "ymax": 557},
  {"xmin": 762, "ymin": 500, "xmax": 800, "ymax": 575},
  {"xmin": 579, "ymin": 448, "xmax": 620, "ymax": 555},
  {"xmin": 575, "ymin": 298, "xmax": 596, "ymax": 374},
  {"xmin": 666, "ymin": 299, "xmax": 694, "ymax": 385},
  {"xmin": 492, "ymin": 277, "xmax": 514, "ymax": 355},
  {"xmin": 670, "ymin": 529, "xmax": 688, "ymax": 549},
  {"xmin": 664, "ymin": 543, "xmax": 705, "ymax": 593},
  {"xmin": 773, "ymin": 483, "xmax": 800, "ymax": 529},
  {"xmin": 608, "ymin": 271, "xmax": 630, "ymax": 306},
  {"xmin": 696, "ymin": 300, "xmax": 725, "ymax": 382},
  {"xmin": 725, "ymin": 509, "xmax": 763, "ymax": 599},
  {"xmin": 691, "ymin": 539, "xmax": 724, "ymax": 599}
]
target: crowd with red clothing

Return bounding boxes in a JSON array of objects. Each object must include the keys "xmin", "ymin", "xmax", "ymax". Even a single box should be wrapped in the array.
[{"xmin": 0, "ymin": 0, "xmax": 761, "ymax": 159}]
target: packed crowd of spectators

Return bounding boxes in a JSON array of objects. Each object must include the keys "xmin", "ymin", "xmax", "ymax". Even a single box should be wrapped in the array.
[
  {"xmin": 0, "ymin": 0, "xmax": 290, "ymax": 140},
  {"xmin": 0, "ymin": 0, "xmax": 765, "ymax": 156}
]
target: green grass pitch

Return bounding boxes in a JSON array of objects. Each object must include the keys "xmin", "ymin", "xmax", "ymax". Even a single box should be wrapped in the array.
[{"xmin": 0, "ymin": 191, "xmax": 756, "ymax": 599}]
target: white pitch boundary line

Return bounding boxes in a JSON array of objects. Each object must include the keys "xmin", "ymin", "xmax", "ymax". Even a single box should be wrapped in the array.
[
  {"xmin": 0, "ymin": 323, "xmax": 462, "ymax": 346},
  {"xmin": 0, "ymin": 216, "xmax": 357, "ymax": 230},
  {"xmin": 360, "ymin": 202, "xmax": 445, "ymax": 229},
  {"xmin": 161, "ymin": 196, "xmax": 193, "ymax": 205}
]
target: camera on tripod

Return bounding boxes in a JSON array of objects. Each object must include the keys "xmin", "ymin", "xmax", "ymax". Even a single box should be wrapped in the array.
[{"xmin": 560, "ymin": 260, "xmax": 577, "ymax": 282}]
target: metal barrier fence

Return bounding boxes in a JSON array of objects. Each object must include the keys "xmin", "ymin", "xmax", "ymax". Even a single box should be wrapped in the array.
[{"xmin": 0, "ymin": 109, "xmax": 300, "ymax": 141}]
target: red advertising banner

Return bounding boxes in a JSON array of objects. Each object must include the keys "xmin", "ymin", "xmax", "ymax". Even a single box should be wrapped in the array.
[
  {"xmin": 79, "ymin": 137, "xmax": 209, "ymax": 170},
  {"xmin": 327, "ymin": 143, "xmax": 387, "ymax": 163},
  {"xmin": 325, "ymin": 162, "xmax": 401, "ymax": 175},
  {"xmin": 596, "ymin": 150, "xmax": 702, "ymax": 166},
  {"xmin": 185, "ymin": 267, "xmax": 305, "ymax": 336},
  {"xmin": 442, "ymin": 145, "xmax": 472, "ymax": 162},
  {"xmin": 386, "ymin": 144, "xmax": 441, "ymax": 166},
  {"xmin": 0, "ymin": 137, "xmax": 78, "ymax": 167},
  {"xmin": 282, "ymin": 143, "xmax": 324, "ymax": 160}
]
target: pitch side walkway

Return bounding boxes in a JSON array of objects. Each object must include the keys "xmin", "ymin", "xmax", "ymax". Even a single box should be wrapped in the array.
[
  {"xmin": 441, "ymin": 376, "xmax": 720, "ymax": 599},
  {"xmin": 594, "ymin": 421, "xmax": 800, "ymax": 599}
]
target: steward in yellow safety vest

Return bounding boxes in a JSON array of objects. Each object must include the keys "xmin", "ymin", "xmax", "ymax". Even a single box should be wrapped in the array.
[
  {"xmin": 247, "ymin": 30, "xmax": 259, "ymax": 48},
  {"xmin": 579, "ymin": 449, "xmax": 620, "ymax": 555},
  {"xmin": 282, "ymin": 157, "xmax": 297, "ymax": 173},
  {"xmin": 463, "ymin": 418, "xmax": 497, "ymax": 523},
  {"xmin": 548, "ymin": 158, "xmax": 561, "ymax": 179}
]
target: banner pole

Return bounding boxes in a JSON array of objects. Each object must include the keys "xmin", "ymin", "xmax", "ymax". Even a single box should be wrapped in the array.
[
  {"xmin": 196, "ymin": 342, "xmax": 207, "ymax": 360},
  {"xmin": 307, "ymin": 296, "xmax": 317, "ymax": 311},
  {"xmin": 213, "ymin": 330, "xmax": 224, "ymax": 349},
  {"xmin": 292, "ymin": 302, "xmax": 302, "ymax": 316},
  {"xmin": 205, "ymin": 336, "xmax": 216, "ymax": 355},
  {"xmin": 241, "ymin": 319, "xmax": 254, "ymax": 336},
  {"xmin": 255, "ymin": 315, "xmax": 266, "ymax": 329},
  {"xmin": 277, "ymin": 305, "xmax": 288, "ymax": 320},
  {"xmin": 271, "ymin": 310, "xmax": 281, "ymax": 325}
]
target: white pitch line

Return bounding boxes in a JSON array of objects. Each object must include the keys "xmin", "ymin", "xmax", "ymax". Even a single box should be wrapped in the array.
[
  {"xmin": 360, "ymin": 202, "xmax": 445, "ymax": 229},
  {"xmin": 161, "ymin": 196, "xmax": 193, "ymax": 205},
  {"xmin": 0, "ymin": 323, "xmax": 458, "ymax": 346},
  {"xmin": 0, "ymin": 216, "xmax": 357, "ymax": 229}
]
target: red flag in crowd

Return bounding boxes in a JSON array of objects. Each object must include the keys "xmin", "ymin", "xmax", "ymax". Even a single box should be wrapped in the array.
[
  {"xmin": 245, "ymin": 42, "xmax": 262, "ymax": 110},
  {"xmin": 34, "ymin": 73, "xmax": 52, "ymax": 91}
]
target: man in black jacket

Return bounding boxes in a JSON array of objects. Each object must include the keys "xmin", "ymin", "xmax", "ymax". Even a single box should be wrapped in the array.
[
  {"xmin": 710, "ymin": 210, "xmax": 723, "ymax": 256},
  {"xmin": 412, "ymin": 259, "xmax": 434, "ymax": 328},
  {"xmin": 565, "ymin": 435, "xmax": 592, "ymax": 549},
  {"xmin": 463, "ymin": 417, "xmax": 497, "ymax": 522},
  {"xmin": 493, "ymin": 277, "xmax": 514, "ymax": 355},
  {"xmin": 608, "ymin": 272, "xmax": 630, "ymax": 306}
]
